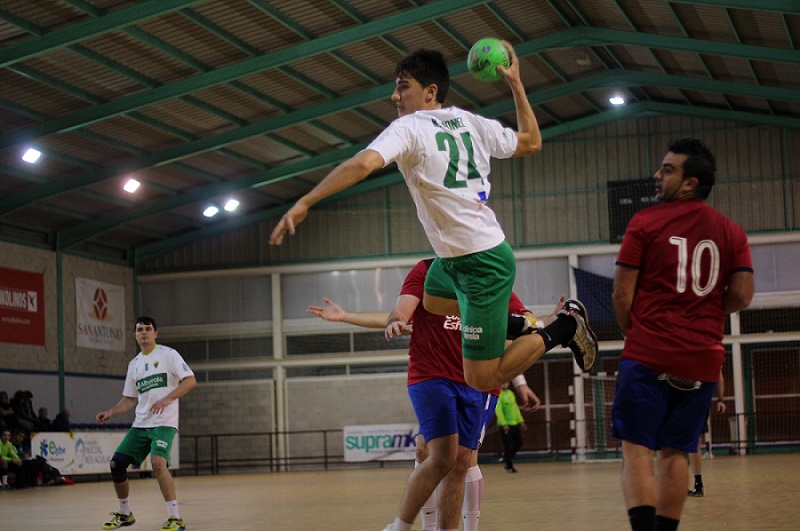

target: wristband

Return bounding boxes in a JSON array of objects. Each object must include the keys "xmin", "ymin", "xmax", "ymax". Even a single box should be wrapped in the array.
[{"xmin": 511, "ymin": 374, "xmax": 527, "ymax": 388}]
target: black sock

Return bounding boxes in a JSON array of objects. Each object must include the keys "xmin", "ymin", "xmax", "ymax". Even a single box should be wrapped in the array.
[
  {"xmin": 537, "ymin": 315, "xmax": 577, "ymax": 350},
  {"xmin": 694, "ymin": 474, "xmax": 703, "ymax": 489},
  {"xmin": 627, "ymin": 505, "xmax": 656, "ymax": 531},
  {"xmin": 655, "ymin": 515, "xmax": 679, "ymax": 531},
  {"xmin": 506, "ymin": 314, "xmax": 528, "ymax": 340}
]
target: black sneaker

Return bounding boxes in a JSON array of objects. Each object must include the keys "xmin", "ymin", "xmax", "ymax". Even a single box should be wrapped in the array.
[
  {"xmin": 505, "ymin": 466, "xmax": 518, "ymax": 473},
  {"xmin": 558, "ymin": 299, "xmax": 598, "ymax": 371},
  {"xmin": 688, "ymin": 488, "xmax": 704, "ymax": 497}
]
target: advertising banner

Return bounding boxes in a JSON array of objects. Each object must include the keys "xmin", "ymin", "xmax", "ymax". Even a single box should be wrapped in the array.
[
  {"xmin": 32, "ymin": 431, "xmax": 180, "ymax": 475},
  {"xmin": 343, "ymin": 423, "xmax": 418, "ymax": 462},
  {"xmin": 0, "ymin": 266, "xmax": 45, "ymax": 345},
  {"xmin": 75, "ymin": 278, "xmax": 126, "ymax": 351}
]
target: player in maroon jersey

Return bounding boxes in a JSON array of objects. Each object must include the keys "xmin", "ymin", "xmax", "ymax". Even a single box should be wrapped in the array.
[
  {"xmin": 612, "ymin": 138, "xmax": 754, "ymax": 531},
  {"xmin": 308, "ymin": 259, "xmax": 560, "ymax": 531}
]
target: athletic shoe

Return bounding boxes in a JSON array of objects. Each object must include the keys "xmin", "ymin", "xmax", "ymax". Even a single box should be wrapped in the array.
[
  {"xmin": 102, "ymin": 512, "xmax": 136, "ymax": 529},
  {"xmin": 505, "ymin": 466, "xmax": 518, "ymax": 473},
  {"xmin": 688, "ymin": 488, "xmax": 704, "ymax": 497},
  {"xmin": 559, "ymin": 299, "xmax": 598, "ymax": 371},
  {"xmin": 160, "ymin": 517, "xmax": 186, "ymax": 531}
]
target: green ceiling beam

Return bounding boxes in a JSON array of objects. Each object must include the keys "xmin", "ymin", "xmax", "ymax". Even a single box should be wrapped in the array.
[
  {"xmin": 556, "ymin": 26, "xmax": 800, "ymax": 63},
  {"xmin": 0, "ymin": 0, "xmax": 206, "ymax": 67},
  {"xmin": 0, "ymin": 0, "xmax": 488, "ymax": 148},
  {"xmin": 4, "ymin": 21, "xmax": 797, "ymax": 153},
  {"xmin": 667, "ymin": 0, "xmax": 800, "ymax": 14}
]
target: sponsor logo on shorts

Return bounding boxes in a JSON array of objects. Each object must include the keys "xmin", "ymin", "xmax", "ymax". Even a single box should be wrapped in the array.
[{"xmin": 463, "ymin": 324, "xmax": 483, "ymax": 340}]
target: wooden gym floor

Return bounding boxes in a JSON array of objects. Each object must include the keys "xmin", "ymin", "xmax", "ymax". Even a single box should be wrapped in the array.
[{"xmin": 0, "ymin": 453, "xmax": 797, "ymax": 530}]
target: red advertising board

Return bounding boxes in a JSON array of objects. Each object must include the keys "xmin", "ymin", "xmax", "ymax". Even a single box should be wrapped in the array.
[{"xmin": 0, "ymin": 266, "xmax": 45, "ymax": 345}]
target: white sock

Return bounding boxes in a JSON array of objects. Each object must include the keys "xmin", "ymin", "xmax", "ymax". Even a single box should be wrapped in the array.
[
  {"xmin": 1, "ymin": 475, "xmax": 7, "ymax": 484},
  {"xmin": 391, "ymin": 517, "xmax": 413, "ymax": 531},
  {"xmin": 166, "ymin": 499, "xmax": 180, "ymax": 518},
  {"xmin": 415, "ymin": 460, "xmax": 438, "ymax": 531},
  {"xmin": 118, "ymin": 497, "xmax": 131, "ymax": 515},
  {"xmin": 462, "ymin": 465, "xmax": 483, "ymax": 531}
]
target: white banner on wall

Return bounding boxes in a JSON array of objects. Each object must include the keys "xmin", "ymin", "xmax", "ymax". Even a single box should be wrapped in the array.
[
  {"xmin": 343, "ymin": 423, "xmax": 418, "ymax": 462},
  {"xmin": 32, "ymin": 431, "xmax": 179, "ymax": 475},
  {"xmin": 75, "ymin": 278, "xmax": 126, "ymax": 351}
]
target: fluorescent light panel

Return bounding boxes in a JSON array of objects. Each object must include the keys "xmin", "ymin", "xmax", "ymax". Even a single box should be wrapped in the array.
[
  {"xmin": 22, "ymin": 148, "xmax": 41, "ymax": 163},
  {"xmin": 123, "ymin": 179, "xmax": 140, "ymax": 193}
]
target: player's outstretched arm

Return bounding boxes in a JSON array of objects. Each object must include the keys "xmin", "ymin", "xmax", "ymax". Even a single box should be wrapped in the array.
[
  {"xmin": 269, "ymin": 149, "xmax": 385, "ymax": 245},
  {"xmin": 307, "ymin": 298, "xmax": 388, "ymax": 329}
]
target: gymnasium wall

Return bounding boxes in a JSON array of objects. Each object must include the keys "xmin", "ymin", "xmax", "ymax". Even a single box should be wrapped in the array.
[{"xmin": 0, "ymin": 240, "xmax": 136, "ymax": 423}]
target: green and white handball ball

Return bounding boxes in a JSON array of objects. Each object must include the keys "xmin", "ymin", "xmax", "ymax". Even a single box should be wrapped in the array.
[{"xmin": 467, "ymin": 38, "xmax": 510, "ymax": 82}]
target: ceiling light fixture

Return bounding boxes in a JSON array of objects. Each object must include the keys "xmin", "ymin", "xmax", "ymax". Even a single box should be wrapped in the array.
[
  {"xmin": 22, "ymin": 148, "xmax": 41, "ymax": 163},
  {"xmin": 224, "ymin": 199, "xmax": 240, "ymax": 212},
  {"xmin": 609, "ymin": 95, "xmax": 625, "ymax": 106},
  {"xmin": 123, "ymin": 179, "xmax": 141, "ymax": 193},
  {"xmin": 203, "ymin": 205, "xmax": 219, "ymax": 218}
]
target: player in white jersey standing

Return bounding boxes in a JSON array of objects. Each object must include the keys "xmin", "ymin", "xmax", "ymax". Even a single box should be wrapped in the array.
[
  {"xmin": 270, "ymin": 44, "xmax": 597, "ymax": 400},
  {"xmin": 96, "ymin": 316, "xmax": 196, "ymax": 531}
]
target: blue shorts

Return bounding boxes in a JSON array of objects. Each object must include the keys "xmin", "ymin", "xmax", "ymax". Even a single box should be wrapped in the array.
[
  {"xmin": 408, "ymin": 378, "xmax": 485, "ymax": 450},
  {"xmin": 611, "ymin": 359, "xmax": 717, "ymax": 453},
  {"xmin": 478, "ymin": 393, "xmax": 499, "ymax": 446}
]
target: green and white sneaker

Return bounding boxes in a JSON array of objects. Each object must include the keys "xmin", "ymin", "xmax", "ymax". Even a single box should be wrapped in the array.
[
  {"xmin": 160, "ymin": 517, "xmax": 186, "ymax": 531},
  {"xmin": 102, "ymin": 512, "xmax": 136, "ymax": 530}
]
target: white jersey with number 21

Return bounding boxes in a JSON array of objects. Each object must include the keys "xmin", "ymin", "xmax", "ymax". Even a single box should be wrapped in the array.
[{"xmin": 367, "ymin": 107, "xmax": 518, "ymax": 258}]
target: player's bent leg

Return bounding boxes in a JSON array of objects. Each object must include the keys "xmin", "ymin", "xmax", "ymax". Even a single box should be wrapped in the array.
[{"xmin": 463, "ymin": 334, "xmax": 546, "ymax": 391}]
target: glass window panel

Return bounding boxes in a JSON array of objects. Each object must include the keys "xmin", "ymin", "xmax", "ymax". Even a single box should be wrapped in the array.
[
  {"xmin": 513, "ymin": 257, "xmax": 570, "ymax": 306},
  {"xmin": 282, "ymin": 267, "xmax": 411, "ymax": 319}
]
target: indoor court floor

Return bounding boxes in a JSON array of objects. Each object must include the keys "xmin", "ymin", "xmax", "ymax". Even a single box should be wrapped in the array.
[{"xmin": 0, "ymin": 453, "xmax": 797, "ymax": 530}]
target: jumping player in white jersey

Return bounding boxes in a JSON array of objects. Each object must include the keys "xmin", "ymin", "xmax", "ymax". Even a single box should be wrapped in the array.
[{"xmin": 270, "ymin": 44, "xmax": 597, "ymax": 400}]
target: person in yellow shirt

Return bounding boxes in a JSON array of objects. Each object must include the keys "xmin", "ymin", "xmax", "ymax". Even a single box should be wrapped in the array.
[
  {"xmin": 0, "ymin": 429, "xmax": 23, "ymax": 489},
  {"xmin": 495, "ymin": 382, "xmax": 527, "ymax": 473}
]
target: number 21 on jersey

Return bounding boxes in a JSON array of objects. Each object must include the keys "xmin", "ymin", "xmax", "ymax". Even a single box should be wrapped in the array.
[{"xmin": 436, "ymin": 131, "xmax": 485, "ymax": 190}]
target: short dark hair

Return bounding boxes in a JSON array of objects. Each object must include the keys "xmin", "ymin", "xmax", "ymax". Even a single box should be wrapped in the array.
[
  {"xmin": 135, "ymin": 315, "xmax": 158, "ymax": 331},
  {"xmin": 667, "ymin": 138, "xmax": 716, "ymax": 199},
  {"xmin": 395, "ymin": 49, "xmax": 450, "ymax": 103}
]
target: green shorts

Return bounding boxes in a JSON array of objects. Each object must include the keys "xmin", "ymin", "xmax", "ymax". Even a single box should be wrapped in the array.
[
  {"xmin": 116, "ymin": 427, "xmax": 177, "ymax": 466},
  {"xmin": 425, "ymin": 241, "xmax": 515, "ymax": 361}
]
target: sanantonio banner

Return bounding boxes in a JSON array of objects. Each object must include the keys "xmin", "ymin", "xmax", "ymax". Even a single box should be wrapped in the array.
[
  {"xmin": 0, "ymin": 266, "xmax": 45, "ymax": 346},
  {"xmin": 32, "ymin": 431, "xmax": 180, "ymax": 475},
  {"xmin": 343, "ymin": 423, "xmax": 418, "ymax": 462},
  {"xmin": 75, "ymin": 278, "xmax": 126, "ymax": 351}
]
